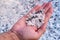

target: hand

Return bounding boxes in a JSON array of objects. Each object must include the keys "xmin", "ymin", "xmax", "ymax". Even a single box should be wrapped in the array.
[{"xmin": 11, "ymin": 2, "xmax": 53, "ymax": 40}]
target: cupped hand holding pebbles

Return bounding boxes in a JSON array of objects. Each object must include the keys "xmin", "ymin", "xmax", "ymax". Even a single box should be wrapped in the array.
[{"xmin": 26, "ymin": 9, "xmax": 45, "ymax": 28}]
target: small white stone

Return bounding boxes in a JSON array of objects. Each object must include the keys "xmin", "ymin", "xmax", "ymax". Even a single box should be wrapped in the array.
[
  {"xmin": 26, "ymin": 21, "xmax": 33, "ymax": 25},
  {"xmin": 31, "ymin": 18, "xmax": 36, "ymax": 25}
]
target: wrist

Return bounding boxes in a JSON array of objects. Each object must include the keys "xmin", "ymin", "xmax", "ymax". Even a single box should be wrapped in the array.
[
  {"xmin": 10, "ymin": 30, "xmax": 38, "ymax": 40},
  {"xmin": 10, "ymin": 29, "xmax": 23, "ymax": 40}
]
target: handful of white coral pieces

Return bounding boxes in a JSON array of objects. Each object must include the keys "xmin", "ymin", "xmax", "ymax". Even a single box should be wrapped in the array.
[{"xmin": 26, "ymin": 9, "xmax": 45, "ymax": 28}]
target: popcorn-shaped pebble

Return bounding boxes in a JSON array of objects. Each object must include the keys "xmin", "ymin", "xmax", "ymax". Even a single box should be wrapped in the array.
[{"xmin": 26, "ymin": 9, "xmax": 45, "ymax": 28}]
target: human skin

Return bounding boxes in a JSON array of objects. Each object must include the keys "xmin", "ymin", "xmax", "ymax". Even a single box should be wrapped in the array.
[{"xmin": 0, "ymin": 2, "xmax": 53, "ymax": 40}]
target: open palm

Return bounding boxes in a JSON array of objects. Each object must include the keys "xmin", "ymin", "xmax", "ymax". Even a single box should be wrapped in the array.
[{"xmin": 11, "ymin": 2, "xmax": 53, "ymax": 40}]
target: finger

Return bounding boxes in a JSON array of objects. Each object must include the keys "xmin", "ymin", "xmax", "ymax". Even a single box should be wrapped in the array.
[
  {"xmin": 27, "ymin": 5, "xmax": 41, "ymax": 16},
  {"xmin": 41, "ymin": 3, "xmax": 47, "ymax": 9},
  {"xmin": 36, "ymin": 3, "xmax": 47, "ymax": 12},
  {"xmin": 44, "ymin": 6, "xmax": 53, "ymax": 23},
  {"xmin": 43, "ymin": 2, "xmax": 52, "ymax": 14},
  {"xmin": 37, "ymin": 22, "xmax": 48, "ymax": 36},
  {"xmin": 34, "ymin": 3, "xmax": 47, "ymax": 14},
  {"xmin": 30, "ymin": 3, "xmax": 46, "ymax": 14}
]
